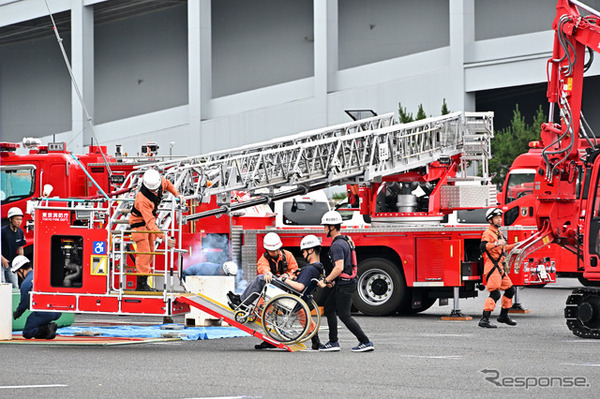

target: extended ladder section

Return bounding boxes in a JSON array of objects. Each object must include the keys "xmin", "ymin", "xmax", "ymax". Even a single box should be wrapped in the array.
[{"xmin": 109, "ymin": 111, "xmax": 493, "ymax": 225}]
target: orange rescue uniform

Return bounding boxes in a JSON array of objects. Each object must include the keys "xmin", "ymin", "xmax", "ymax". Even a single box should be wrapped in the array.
[
  {"xmin": 482, "ymin": 225, "xmax": 516, "ymax": 311},
  {"xmin": 256, "ymin": 249, "xmax": 298, "ymax": 277},
  {"xmin": 128, "ymin": 177, "xmax": 180, "ymax": 274}
]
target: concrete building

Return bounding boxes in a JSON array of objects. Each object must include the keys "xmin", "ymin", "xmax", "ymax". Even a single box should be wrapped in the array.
[{"xmin": 1, "ymin": 0, "xmax": 600, "ymax": 156}]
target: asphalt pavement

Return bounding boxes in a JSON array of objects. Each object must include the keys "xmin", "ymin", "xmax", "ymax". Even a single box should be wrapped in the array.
[{"xmin": 1, "ymin": 278, "xmax": 599, "ymax": 399}]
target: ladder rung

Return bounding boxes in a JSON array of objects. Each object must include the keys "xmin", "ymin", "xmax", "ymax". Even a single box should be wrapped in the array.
[
  {"xmin": 110, "ymin": 230, "xmax": 131, "ymax": 235},
  {"xmin": 122, "ymin": 272, "xmax": 164, "ymax": 276}
]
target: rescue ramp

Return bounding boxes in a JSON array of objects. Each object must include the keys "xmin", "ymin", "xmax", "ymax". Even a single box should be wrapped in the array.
[{"xmin": 176, "ymin": 293, "xmax": 306, "ymax": 352}]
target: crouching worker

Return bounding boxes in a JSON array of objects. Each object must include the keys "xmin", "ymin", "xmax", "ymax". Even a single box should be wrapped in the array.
[
  {"xmin": 227, "ymin": 235, "xmax": 323, "ymax": 349},
  {"xmin": 12, "ymin": 256, "xmax": 61, "ymax": 339},
  {"xmin": 479, "ymin": 208, "xmax": 517, "ymax": 328}
]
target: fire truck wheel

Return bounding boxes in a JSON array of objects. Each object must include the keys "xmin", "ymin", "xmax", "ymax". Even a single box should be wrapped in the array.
[{"xmin": 353, "ymin": 258, "xmax": 406, "ymax": 316}]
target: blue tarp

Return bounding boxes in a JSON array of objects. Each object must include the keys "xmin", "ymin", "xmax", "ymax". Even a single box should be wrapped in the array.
[{"xmin": 54, "ymin": 325, "xmax": 250, "ymax": 340}]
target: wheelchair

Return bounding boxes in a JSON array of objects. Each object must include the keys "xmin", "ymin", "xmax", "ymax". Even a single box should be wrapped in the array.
[{"xmin": 231, "ymin": 277, "xmax": 321, "ymax": 345}]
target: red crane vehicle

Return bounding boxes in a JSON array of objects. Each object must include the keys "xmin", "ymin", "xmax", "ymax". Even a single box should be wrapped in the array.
[
  {"xmin": 498, "ymin": 140, "xmax": 596, "ymax": 285},
  {"xmin": 504, "ymin": 0, "xmax": 600, "ymax": 338}
]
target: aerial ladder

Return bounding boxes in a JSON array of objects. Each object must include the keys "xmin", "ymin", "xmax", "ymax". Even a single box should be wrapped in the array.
[{"xmin": 31, "ymin": 111, "xmax": 494, "ymax": 350}]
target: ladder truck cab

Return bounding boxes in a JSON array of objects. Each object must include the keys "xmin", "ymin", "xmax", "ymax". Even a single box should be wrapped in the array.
[
  {"xmin": 1, "ymin": 139, "xmax": 120, "ymax": 258},
  {"xmin": 504, "ymin": 0, "xmax": 600, "ymax": 338},
  {"xmin": 1, "ymin": 139, "xmax": 179, "ymax": 259}
]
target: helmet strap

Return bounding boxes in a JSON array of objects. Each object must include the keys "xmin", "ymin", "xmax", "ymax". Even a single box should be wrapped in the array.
[{"xmin": 303, "ymin": 248, "xmax": 314, "ymax": 262}]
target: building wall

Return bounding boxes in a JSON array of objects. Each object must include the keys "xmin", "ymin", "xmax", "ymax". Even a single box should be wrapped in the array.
[
  {"xmin": 212, "ymin": 0, "xmax": 314, "ymax": 97},
  {"xmin": 0, "ymin": 27, "xmax": 71, "ymax": 138},
  {"xmin": 94, "ymin": 3, "xmax": 188, "ymax": 124},
  {"xmin": 1, "ymin": 0, "xmax": 600, "ymax": 156},
  {"xmin": 339, "ymin": 0, "xmax": 449, "ymax": 69},
  {"xmin": 475, "ymin": 0, "xmax": 600, "ymax": 40}
]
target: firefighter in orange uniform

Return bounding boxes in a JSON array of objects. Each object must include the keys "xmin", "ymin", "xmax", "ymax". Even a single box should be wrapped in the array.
[
  {"xmin": 479, "ymin": 208, "xmax": 517, "ymax": 328},
  {"xmin": 256, "ymin": 232, "xmax": 298, "ymax": 284},
  {"xmin": 129, "ymin": 169, "xmax": 183, "ymax": 291}
]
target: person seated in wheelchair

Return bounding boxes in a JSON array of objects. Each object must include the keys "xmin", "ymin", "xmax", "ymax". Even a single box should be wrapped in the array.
[{"xmin": 227, "ymin": 234, "xmax": 323, "ymax": 310}]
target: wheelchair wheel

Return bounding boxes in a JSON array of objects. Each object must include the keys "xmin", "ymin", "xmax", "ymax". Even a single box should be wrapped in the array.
[
  {"xmin": 234, "ymin": 310, "xmax": 248, "ymax": 324},
  {"xmin": 300, "ymin": 298, "xmax": 321, "ymax": 343},
  {"xmin": 261, "ymin": 294, "xmax": 311, "ymax": 344}
]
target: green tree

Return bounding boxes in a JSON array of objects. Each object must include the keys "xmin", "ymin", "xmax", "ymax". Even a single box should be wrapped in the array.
[
  {"xmin": 490, "ymin": 104, "xmax": 545, "ymax": 186},
  {"xmin": 398, "ymin": 102, "xmax": 414, "ymax": 123},
  {"xmin": 416, "ymin": 104, "xmax": 427, "ymax": 120},
  {"xmin": 441, "ymin": 98, "xmax": 450, "ymax": 115}
]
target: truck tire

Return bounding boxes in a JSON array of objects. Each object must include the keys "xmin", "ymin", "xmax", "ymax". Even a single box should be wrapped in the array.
[{"xmin": 353, "ymin": 258, "xmax": 407, "ymax": 316}]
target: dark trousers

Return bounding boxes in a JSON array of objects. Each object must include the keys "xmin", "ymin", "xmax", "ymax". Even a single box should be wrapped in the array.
[
  {"xmin": 23, "ymin": 312, "xmax": 61, "ymax": 339},
  {"xmin": 323, "ymin": 281, "xmax": 369, "ymax": 344}
]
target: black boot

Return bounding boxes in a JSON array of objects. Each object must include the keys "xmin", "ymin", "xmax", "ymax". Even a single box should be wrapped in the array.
[
  {"xmin": 34, "ymin": 324, "xmax": 50, "ymax": 339},
  {"xmin": 137, "ymin": 276, "xmax": 153, "ymax": 291},
  {"xmin": 478, "ymin": 310, "xmax": 497, "ymax": 328},
  {"xmin": 45, "ymin": 322, "xmax": 58, "ymax": 339},
  {"xmin": 227, "ymin": 291, "xmax": 241, "ymax": 306},
  {"xmin": 254, "ymin": 341, "xmax": 276, "ymax": 349},
  {"xmin": 311, "ymin": 334, "xmax": 322, "ymax": 350},
  {"xmin": 497, "ymin": 308, "xmax": 517, "ymax": 326}
]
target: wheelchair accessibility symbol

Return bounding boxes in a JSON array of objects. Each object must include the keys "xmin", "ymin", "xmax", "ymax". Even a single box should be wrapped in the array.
[{"xmin": 93, "ymin": 241, "xmax": 106, "ymax": 255}]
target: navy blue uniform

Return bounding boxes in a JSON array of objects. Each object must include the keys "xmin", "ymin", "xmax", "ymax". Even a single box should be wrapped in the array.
[
  {"xmin": 241, "ymin": 263, "xmax": 321, "ymax": 302},
  {"xmin": 14, "ymin": 271, "xmax": 61, "ymax": 339},
  {"xmin": 1, "ymin": 224, "xmax": 26, "ymax": 287},
  {"xmin": 323, "ymin": 235, "xmax": 369, "ymax": 344},
  {"xmin": 1, "ymin": 224, "xmax": 26, "ymax": 262}
]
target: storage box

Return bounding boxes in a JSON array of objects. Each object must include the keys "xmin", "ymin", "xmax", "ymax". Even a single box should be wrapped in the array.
[{"xmin": 184, "ymin": 276, "xmax": 235, "ymax": 326}]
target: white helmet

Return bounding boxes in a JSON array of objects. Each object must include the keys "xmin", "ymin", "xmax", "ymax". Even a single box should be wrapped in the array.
[
  {"xmin": 486, "ymin": 208, "xmax": 503, "ymax": 221},
  {"xmin": 7, "ymin": 207, "xmax": 23, "ymax": 219},
  {"xmin": 142, "ymin": 169, "xmax": 161, "ymax": 190},
  {"xmin": 321, "ymin": 210, "xmax": 343, "ymax": 225},
  {"xmin": 222, "ymin": 261, "xmax": 238, "ymax": 276},
  {"xmin": 11, "ymin": 255, "xmax": 30, "ymax": 273},
  {"xmin": 300, "ymin": 235, "xmax": 321, "ymax": 250},
  {"xmin": 263, "ymin": 232, "xmax": 282, "ymax": 251}
]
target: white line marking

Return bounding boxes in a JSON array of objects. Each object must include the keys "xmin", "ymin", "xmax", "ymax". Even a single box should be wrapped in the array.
[
  {"xmin": 561, "ymin": 362, "xmax": 600, "ymax": 367},
  {"xmin": 0, "ymin": 384, "xmax": 68, "ymax": 389},
  {"xmin": 421, "ymin": 333, "xmax": 473, "ymax": 337},
  {"xmin": 182, "ymin": 397, "xmax": 251, "ymax": 399},
  {"xmin": 401, "ymin": 354, "xmax": 462, "ymax": 359}
]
